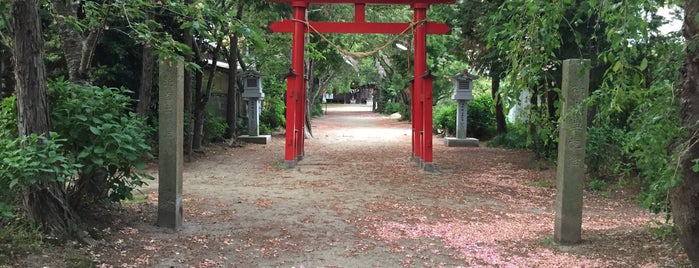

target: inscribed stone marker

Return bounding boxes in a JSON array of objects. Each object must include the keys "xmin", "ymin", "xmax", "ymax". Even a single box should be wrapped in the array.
[
  {"xmin": 157, "ymin": 58, "xmax": 184, "ymax": 229},
  {"xmin": 554, "ymin": 59, "xmax": 590, "ymax": 244}
]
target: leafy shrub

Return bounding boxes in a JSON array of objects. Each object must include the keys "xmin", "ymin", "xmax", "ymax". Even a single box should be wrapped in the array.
[
  {"xmin": 0, "ymin": 133, "xmax": 80, "ymax": 218},
  {"xmin": 467, "ymin": 94, "xmax": 496, "ymax": 139},
  {"xmin": 588, "ymin": 178, "xmax": 607, "ymax": 191},
  {"xmin": 433, "ymin": 101, "xmax": 456, "ymax": 136},
  {"xmin": 587, "ymin": 81, "xmax": 682, "ymax": 213},
  {"xmin": 433, "ymin": 94, "xmax": 496, "ymax": 139},
  {"xmin": 488, "ymin": 122, "xmax": 529, "ymax": 149},
  {"xmin": 204, "ymin": 111, "xmax": 227, "ymax": 143},
  {"xmin": 382, "ymin": 102, "xmax": 410, "ymax": 121},
  {"xmin": 261, "ymin": 97, "xmax": 285, "ymax": 133},
  {"xmin": 311, "ymin": 101, "xmax": 324, "ymax": 117},
  {"xmin": 48, "ymin": 79, "xmax": 153, "ymax": 203},
  {"xmin": 0, "ymin": 96, "xmax": 16, "ymax": 139},
  {"xmin": 382, "ymin": 101, "xmax": 403, "ymax": 115}
]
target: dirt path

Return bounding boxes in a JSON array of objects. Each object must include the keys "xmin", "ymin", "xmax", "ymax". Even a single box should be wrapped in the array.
[{"xmin": 89, "ymin": 104, "xmax": 687, "ymax": 267}]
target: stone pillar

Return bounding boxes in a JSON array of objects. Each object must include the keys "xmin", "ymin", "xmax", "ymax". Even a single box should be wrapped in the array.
[
  {"xmin": 554, "ymin": 59, "xmax": 590, "ymax": 244},
  {"xmin": 157, "ymin": 58, "xmax": 184, "ymax": 230},
  {"xmin": 455, "ymin": 100, "xmax": 468, "ymax": 139},
  {"xmin": 247, "ymin": 99, "xmax": 260, "ymax": 136}
]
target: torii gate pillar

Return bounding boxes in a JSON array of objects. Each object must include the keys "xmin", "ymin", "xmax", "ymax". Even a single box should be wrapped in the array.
[{"xmin": 283, "ymin": 1, "xmax": 308, "ymax": 168}]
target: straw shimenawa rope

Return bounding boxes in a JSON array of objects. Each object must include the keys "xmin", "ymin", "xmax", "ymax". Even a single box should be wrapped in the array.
[{"xmin": 291, "ymin": 19, "xmax": 426, "ymax": 59}]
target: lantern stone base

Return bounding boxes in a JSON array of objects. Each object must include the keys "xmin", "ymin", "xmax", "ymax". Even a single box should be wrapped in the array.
[
  {"xmin": 444, "ymin": 137, "xmax": 479, "ymax": 147},
  {"xmin": 239, "ymin": 135, "xmax": 271, "ymax": 144}
]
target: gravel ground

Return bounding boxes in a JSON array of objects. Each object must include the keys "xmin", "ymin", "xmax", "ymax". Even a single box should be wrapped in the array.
[{"xmin": 27, "ymin": 104, "xmax": 688, "ymax": 267}]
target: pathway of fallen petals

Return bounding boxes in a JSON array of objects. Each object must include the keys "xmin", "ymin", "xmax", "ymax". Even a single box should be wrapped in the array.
[{"xmin": 87, "ymin": 104, "xmax": 688, "ymax": 267}]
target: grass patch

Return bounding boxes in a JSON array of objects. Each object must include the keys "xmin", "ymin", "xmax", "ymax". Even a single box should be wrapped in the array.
[{"xmin": 0, "ymin": 216, "xmax": 43, "ymax": 266}]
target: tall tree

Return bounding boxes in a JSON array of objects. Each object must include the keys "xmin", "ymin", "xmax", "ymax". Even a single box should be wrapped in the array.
[
  {"xmin": 11, "ymin": 0, "xmax": 79, "ymax": 238},
  {"xmin": 674, "ymin": 1, "xmax": 699, "ymax": 265},
  {"xmin": 50, "ymin": 0, "xmax": 106, "ymax": 84},
  {"xmin": 224, "ymin": 0, "xmax": 243, "ymax": 140}
]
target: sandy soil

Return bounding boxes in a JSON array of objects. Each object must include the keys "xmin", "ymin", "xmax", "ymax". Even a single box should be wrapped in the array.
[{"xmin": 50, "ymin": 104, "xmax": 689, "ymax": 267}]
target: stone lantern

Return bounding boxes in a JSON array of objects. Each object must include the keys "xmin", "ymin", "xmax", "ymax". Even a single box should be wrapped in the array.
[
  {"xmin": 239, "ymin": 70, "xmax": 270, "ymax": 144},
  {"xmin": 445, "ymin": 71, "xmax": 480, "ymax": 147}
]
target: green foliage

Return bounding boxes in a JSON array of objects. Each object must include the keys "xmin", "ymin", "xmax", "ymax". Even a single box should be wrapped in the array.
[
  {"xmin": 433, "ymin": 101, "xmax": 456, "ymax": 136},
  {"xmin": 433, "ymin": 94, "xmax": 496, "ymax": 139},
  {"xmin": 261, "ymin": 97, "xmax": 285, "ymax": 134},
  {"xmin": 382, "ymin": 102, "xmax": 403, "ymax": 115},
  {"xmin": 311, "ymin": 101, "xmax": 324, "ymax": 117},
  {"xmin": 48, "ymin": 79, "xmax": 153, "ymax": 202},
  {"xmin": 646, "ymin": 219, "xmax": 677, "ymax": 242},
  {"xmin": 488, "ymin": 122, "xmax": 529, "ymax": 149},
  {"xmin": 382, "ymin": 102, "xmax": 410, "ymax": 121},
  {"xmin": 0, "ymin": 96, "xmax": 16, "ymax": 139},
  {"xmin": 0, "ymin": 133, "xmax": 80, "ymax": 218},
  {"xmin": 588, "ymin": 178, "xmax": 607, "ymax": 191},
  {"xmin": 204, "ymin": 111, "xmax": 227, "ymax": 143},
  {"xmin": 467, "ymin": 94, "xmax": 496, "ymax": 139}
]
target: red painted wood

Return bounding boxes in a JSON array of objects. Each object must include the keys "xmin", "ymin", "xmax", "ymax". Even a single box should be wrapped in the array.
[
  {"xmin": 413, "ymin": 5, "xmax": 426, "ymax": 163},
  {"xmin": 268, "ymin": 21, "xmax": 450, "ymax": 34},
  {"xmin": 423, "ymin": 73, "xmax": 433, "ymax": 164},
  {"xmin": 355, "ymin": 3, "xmax": 366, "ymax": 22},
  {"xmin": 268, "ymin": 0, "xmax": 454, "ymax": 4},
  {"xmin": 285, "ymin": 3, "xmax": 307, "ymax": 166}
]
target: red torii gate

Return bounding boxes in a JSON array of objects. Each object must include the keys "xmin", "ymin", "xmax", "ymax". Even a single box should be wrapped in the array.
[{"xmin": 267, "ymin": 0, "xmax": 454, "ymax": 171}]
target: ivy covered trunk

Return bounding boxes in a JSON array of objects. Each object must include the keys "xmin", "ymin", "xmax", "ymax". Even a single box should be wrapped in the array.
[
  {"xmin": 675, "ymin": 1, "xmax": 699, "ymax": 266},
  {"xmin": 12, "ymin": 0, "xmax": 79, "ymax": 238}
]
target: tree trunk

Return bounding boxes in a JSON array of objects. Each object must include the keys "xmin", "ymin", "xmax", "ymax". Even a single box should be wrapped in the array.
[
  {"xmin": 50, "ymin": 0, "xmax": 103, "ymax": 84},
  {"xmin": 192, "ymin": 40, "xmax": 223, "ymax": 150},
  {"xmin": 12, "ymin": 0, "xmax": 79, "ymax": 239},
  {"xmin": 182, "ymin": 2, "xmax": 194, "ymax": 161},
  {"xmin": 491, "ymin": 73, "xmax": 506, "ymax": 134},
  {"xmin": 673, "ymin": 1, "xmax": 699, "ymax": 265},
  {"xmin": 224, "ymin": 0, "xmax": 243, "ymax": 140},
  {"xmin": 136, "ymin": 44, "xmax": 154, "ymax": 117},
  {"xmin": 192, "ymin": 66, "xmax": 204, "ymax": 152}
]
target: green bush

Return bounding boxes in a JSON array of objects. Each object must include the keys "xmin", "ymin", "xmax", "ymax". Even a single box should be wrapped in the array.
[
  {"xmin": 0, "ymin": 95, "xmax": 80, "ymax": 218},
  {"xmin": 432, "ymin": 94, "xmax": 496, "ymax": 139},
  {"xmin": 433, "ymin": 101, "xmax": 456, "ymax": 136},
  {"xmin": 0, "ymin": 96, "xmax": 16, "ymax": 139},
  {"xmin": 261, "ymin": 97, "xmax": 285, "ymax": 133},
  {"xmin": 311, "ymin": 101, "xmax": 324, "ymax": 117},
  {"xmin": 204, "ymin": 111, "xmax": 227, "ymax": 143},
  {"xmin": 0, "ymin": 133, "xmax": 80, "ymax": 218},
  {"xmin": 382, "ymin": 101, "xmax": 403, "ymax": 115},
  {"xmin": 467, "ymin": 94, "xmax": 496, "ymax": 139},
  {"xmin": 48, "ymin": 79, "xmax": 153, "ymax": 203},
  {"xmin": 488, "ymin": 122, "xmax": 529, "ymax": 149}
]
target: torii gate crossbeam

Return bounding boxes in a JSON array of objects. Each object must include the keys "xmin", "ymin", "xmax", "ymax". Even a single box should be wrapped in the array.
[{"xmin": 268, "ymin": 0, "xmax": 454, "ymax": 171}]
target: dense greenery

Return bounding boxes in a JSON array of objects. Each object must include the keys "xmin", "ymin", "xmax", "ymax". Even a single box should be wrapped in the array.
[
  {"xmin": 433, "ymin": 94, "xmax": 496, "ymax": 139},
  {"xmin": 0, "ymin": 80, "xmax": 152, "ymax": 218},
  {"xmin": 2, "ymin": 0, "xmax": 698, "ymax": 262}
]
